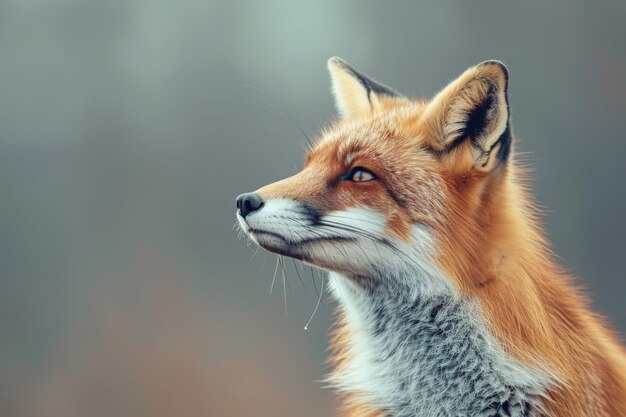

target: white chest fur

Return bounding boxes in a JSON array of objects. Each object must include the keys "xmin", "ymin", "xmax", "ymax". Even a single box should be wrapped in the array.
[{"xmin": 328, "ymin": 272, "xmax": 549, "ymax": 417}]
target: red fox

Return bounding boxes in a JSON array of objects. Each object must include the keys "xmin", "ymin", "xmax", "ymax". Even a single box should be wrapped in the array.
[{"xmin": 235, "ymin": 57, "xmax": 626, "ymax": 416}]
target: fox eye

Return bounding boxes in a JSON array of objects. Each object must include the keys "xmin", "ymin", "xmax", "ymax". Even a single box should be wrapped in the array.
[{"xmin": 347, "ymin": 167, "xmax": 377, "ymax": 182}]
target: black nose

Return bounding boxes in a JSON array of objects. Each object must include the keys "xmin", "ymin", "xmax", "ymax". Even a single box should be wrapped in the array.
[{"xmin": 236, "ymin": 193, "xmax": 264, "ymax": 218}]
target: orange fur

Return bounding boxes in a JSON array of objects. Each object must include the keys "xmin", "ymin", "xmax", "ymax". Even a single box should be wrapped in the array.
[{"xmin": 253, "ymin": 60, "xmax": 626, "ymax": 416}]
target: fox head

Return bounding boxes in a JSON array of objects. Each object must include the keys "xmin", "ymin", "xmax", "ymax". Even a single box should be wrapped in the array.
[
  {"xmin": 235, "ymin": 58, "xmax": 626, "ymax": 417},
  {"xmin": 236, "ymin": 57, "xmax": 513, "ymax": 290}
]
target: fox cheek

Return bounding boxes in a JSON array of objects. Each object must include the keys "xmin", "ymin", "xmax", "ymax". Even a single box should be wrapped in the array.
[{"xmin": 386, "ymin": 214, "xmax": 412, "ymax": 241}]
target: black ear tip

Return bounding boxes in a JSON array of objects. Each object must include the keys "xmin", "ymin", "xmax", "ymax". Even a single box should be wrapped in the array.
[
  {"xmin": 328, "ymin": 56, "xmax": 349, "ymax": 70},
  {"xmin": 477, "ymin": 60, "xmax": 509, "ymax": 84}
]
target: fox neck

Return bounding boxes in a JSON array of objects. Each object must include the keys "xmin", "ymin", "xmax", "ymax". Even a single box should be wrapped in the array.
[
  {"xmin": 327, "ymin": 169, "xmax": 554, "ymax": 416},
  {"xmin": 328, "ymin": 268, "xmax": 549, "ymax": 417}
]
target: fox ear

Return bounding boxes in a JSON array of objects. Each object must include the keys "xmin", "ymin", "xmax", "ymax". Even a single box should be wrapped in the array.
[
  {"xmin": 422, "ymin": 61, "xmax": 511, "ymax": 174},
  {"xmin": 327, "ymin": 57, "xmax": 405, "ymax": 119}
]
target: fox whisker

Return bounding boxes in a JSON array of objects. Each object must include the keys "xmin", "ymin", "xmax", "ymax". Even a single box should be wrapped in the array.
[
  {"xmin": 310, "ymin": 265, "xmax": 319, "ymax": 297},
  {"xmin": 291, "ymin": 258, "xmax": 311, "ymax": 299},
  {"xmin": 281, "ymin": 255, "xmax": 287, "ymax": 316},
  {"xmin": 270, "ymin": 255, "xmax": 280, "ymax": 295},
  {"xmin": 304, "ymin": 274, "xmax": 324, "ymax": 330}
]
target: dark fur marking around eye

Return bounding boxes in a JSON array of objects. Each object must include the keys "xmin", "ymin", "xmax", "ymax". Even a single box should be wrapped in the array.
[
  {"xmin": 383, "ymin": 183, "xmax": 406, "ymax": 207},
  {"xmin": 342, "ymin": 166, "xmax": 378, "ymax": 182}
]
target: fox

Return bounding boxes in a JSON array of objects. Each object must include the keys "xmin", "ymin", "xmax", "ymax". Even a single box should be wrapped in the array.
[{"xmin": 235, "ymin": 57, "xmax": 626, "ymax": 417}]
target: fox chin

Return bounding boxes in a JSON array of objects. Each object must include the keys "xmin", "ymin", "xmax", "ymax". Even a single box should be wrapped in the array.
[{"xmin": 236, "ymin": 57, "xmax": 626, "ymax": 417}]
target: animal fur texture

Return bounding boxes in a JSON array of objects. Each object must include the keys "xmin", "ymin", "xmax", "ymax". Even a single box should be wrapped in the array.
[{"xmin": 235, "ymin": 57, "xmax": 626, "ymax": 416}]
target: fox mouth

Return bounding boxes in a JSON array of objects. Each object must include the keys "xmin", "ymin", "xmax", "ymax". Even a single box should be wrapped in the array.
[
  {"xmin": 249, "ymin": 229, "xmax": 289, "ymax": 242},
  {"xmin": 248, "ymin": 229, "xmax": 303, "ymax": 258},
  {"xmin": 248, "ymin": 228, "xmax": 355, "ymax": 262}
]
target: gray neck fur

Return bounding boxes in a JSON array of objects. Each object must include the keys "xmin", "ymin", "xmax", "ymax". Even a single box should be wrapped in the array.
[{"xmin": 329, "ymin": 272, "xmax": 550, "ymax": 417}]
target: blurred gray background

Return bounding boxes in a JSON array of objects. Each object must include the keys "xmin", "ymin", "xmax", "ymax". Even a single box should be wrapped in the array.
[{"xmin": 1, "ymin": 1, "xmax": 624, "ymax": 416}]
